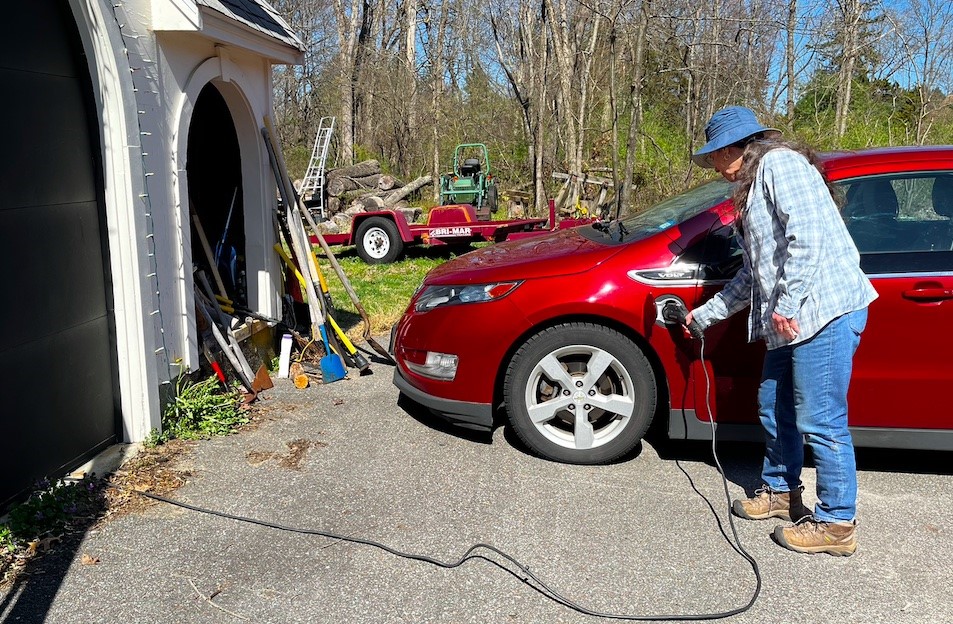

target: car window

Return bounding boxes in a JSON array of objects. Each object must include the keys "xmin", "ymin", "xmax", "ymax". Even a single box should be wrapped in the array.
[
  {"xmin": 837, "ymin": 173, "xmax": 953, "ymax": 274},
  {"xmin": 839, "ymin": 174, "xmax": 953, "ymax": 255},
  {"xmin": 679, "ymin": 222, "xmax": 743, "ymax": 281}
]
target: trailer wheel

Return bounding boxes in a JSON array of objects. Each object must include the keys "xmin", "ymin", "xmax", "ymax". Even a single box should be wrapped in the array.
[{"xmin": 355, "ymin": 217, "xmax": 404, "ymax": 264}]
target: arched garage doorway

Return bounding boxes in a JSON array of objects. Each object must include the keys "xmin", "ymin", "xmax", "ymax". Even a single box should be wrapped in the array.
[
  {"xmin": 0, "ymin": 0, "xmax": 118, "ymax": 507},
  {"xmin": 188, "ymin": 83, "xmax": 247, "ymax": 306}
]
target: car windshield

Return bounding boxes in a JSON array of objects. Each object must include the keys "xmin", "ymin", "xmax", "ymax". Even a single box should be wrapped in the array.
[
  {"xmin": 619, "ymin": 179, "xmax": 733, "ymax": 240},
  {"xmin": 587, "ymin": 179, "xmax": 733, "ymax": 243}
]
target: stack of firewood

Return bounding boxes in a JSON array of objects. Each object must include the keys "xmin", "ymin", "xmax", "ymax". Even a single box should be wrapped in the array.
[{"xmin": 312, "ymin": 160, "xmax": 432, "ymax": 234}]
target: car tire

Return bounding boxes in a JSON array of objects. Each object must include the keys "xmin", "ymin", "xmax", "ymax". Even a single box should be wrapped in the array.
[
  {"xmin": 355, "ymin": 217, "xmax": 404, "ymax": 264},
  {"xmin": 503, "ymin": 323, "xmax": 657, "ymax": 464}
]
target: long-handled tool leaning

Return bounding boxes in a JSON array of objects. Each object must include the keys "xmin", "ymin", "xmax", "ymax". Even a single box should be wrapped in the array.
[
  {"xmin": 194, "ymin": 271, "xmax": 257, "ymax": 394},
  {"xmin": 262, "ymin": 115, "xmax": 395, "ymax": 365},
  {"xmin": 194, "ymin": 288, "xmax": 255, "ymax": 395},
  {"xmin": 271, "ymin": 242, "xmax": 370, "ymax": 372},
  {"xmin": 261, "ymin": 122, "xmax": 346, "ymax": 383},
  {"xmin": 190, "ymin": 202, "xmax": 229, "ymax": 299}
]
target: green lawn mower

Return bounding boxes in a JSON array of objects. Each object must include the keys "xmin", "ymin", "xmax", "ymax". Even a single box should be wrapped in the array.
[{"xmin": 439, "ymin": 143, "xmax": 499, "ymax": 220}]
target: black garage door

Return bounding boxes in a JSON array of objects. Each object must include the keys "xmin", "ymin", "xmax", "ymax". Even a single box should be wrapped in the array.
[{"xmin": 0, "ymin": 1, "xmax": 119, "ymax": 508}]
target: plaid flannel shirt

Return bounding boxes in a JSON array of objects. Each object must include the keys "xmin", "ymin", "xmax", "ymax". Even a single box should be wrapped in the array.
[{"xmin": 692, "ymin": 148, "xmax": 878, "ymax": 350}]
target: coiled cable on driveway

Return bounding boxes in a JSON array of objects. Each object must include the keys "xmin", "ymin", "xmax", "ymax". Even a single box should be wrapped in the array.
[{"xmin": 88, "ymin": 337, "xmax": 762, "ymax": 621}]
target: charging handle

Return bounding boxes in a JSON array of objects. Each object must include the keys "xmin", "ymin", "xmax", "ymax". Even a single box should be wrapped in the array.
[{"xmin": 660, "ymin": 298, "xmax": 705, "ymax": 340}]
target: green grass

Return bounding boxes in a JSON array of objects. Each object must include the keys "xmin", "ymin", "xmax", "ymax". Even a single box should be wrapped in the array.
[{"xmin": 316, "ymin": 245, "xmax": 470, "ymax": 336}]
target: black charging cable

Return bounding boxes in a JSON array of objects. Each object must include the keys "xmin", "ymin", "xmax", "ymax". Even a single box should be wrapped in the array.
[{"xmin": 85, "ymin": 301, "xmax": 760, "ymax": 621}]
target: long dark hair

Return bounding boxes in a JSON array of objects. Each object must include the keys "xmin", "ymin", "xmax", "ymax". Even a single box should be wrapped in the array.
[{"xmin": 731, "ymin": 138, "xmax": 840, "ymax": 231}]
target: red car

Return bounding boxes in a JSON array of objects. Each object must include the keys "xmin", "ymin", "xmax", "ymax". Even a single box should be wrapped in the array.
[{"xmin": 391, "ymin": 146, "xmax": 953, "ymax": 464}]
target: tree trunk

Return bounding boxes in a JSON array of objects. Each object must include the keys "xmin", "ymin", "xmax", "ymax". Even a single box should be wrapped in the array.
[
  {"xmin": 430, "ymin": 0, "xmax": 451, "ymax": 203},
  {"xmin": 546, "ymin": 0, "xmax": 580, "ymax": 173},
  {"xmin": 378, "ymin": 174, "xmax": 399, "ymax": 191},
  {"xmin": 621, "ymin": 0, "xmax": 649, "ymax": 214},
  {"xmin": 835, "ymin": 0, "xmax": 862, "ymax": 139},
  {"xmin": 327, "ymin": 173, "xmax": 383, "ymax": 196},
  {"xmin": 786, "ymin": 0, "xmax": 797, "ymax": 122},
  {"xmin": 352, "ymin": 195, "xmax": 386, "ymax": 211},
  {"xmin": 402, "ymin": 0, "xmax": 419, "ymax": 142},
  {"xmin": 333, "ymin": 0, "xmax": 363, "ymax": 164}
]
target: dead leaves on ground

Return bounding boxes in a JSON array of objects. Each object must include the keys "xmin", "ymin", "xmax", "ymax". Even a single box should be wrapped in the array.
[
  {"xmin": 102, "ymin": 439, "xmax": 194, "ymax": 519},
  {"xmin": 245, "ymin": 438, "xmax": 326, "ymax": 471}
]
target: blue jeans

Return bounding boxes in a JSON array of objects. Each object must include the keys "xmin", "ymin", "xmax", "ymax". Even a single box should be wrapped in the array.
[{"xmin": 758, "ymin": 309, "xmax": 867, "ymax": 523}]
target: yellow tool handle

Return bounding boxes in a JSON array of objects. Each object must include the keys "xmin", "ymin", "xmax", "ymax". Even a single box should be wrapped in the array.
[
  {"xmin": 273, "ymin": 243, "xmax": 307, "ymax": 289},
  {"xmin": 327, "ymin": 314, "xmax": 357, "ymax": 355}
]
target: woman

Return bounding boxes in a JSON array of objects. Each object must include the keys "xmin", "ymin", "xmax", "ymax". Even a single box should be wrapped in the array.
[{"xmin": 686, "ymin": 106, "xmax": 878, "ymax": 556}]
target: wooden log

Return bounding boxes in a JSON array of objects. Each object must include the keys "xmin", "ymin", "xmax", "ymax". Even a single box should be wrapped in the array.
[
  {"xmin": 397, "ymin": 206, "xmax": 421, "ymax": 223},
  {"xmin": 378, "ymin": 174, "xmax": 402, "ymax": 191},
  {"xmin": 382, "ymin": 175, "xmax": 432, "ymax": 207},
  {"xmin": 326, "ymin": 177, "xmax": 349, "ymax": 197},
  {"xmin": 327, "ymin": 173, "xmax": 382, "ymax": 196},
  {"xmin": 352, "ymin": 195, "xmax": 386, "ymax": 211},
  {"xmin": 326, "ymin": 159, "xmax": 380, "ymax": 181}
]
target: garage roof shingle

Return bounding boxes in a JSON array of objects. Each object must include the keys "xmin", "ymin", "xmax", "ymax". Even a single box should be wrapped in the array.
[{"xmin": 196, "ymin": 0, "xmax": 304, "ymax": 51}]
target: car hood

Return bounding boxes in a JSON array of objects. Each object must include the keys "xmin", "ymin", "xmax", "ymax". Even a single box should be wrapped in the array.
[{"xmin": 424, "ymin": 228, "xmax": 624, "ymax": 284}]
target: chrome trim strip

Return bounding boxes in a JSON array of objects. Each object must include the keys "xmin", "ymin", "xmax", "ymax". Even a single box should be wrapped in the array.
[{"xmin": 866, "ymin": 270, "xmax": 953, "ymax": 279}]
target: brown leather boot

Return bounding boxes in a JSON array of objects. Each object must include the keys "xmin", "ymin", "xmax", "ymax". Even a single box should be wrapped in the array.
[
  {"xmin": 732, "ymin": 486, "xmax": 807, "ymax": 521},
  {"xmin": 773, "ymin": 518, "xmax": 857, "ymax": 556}
]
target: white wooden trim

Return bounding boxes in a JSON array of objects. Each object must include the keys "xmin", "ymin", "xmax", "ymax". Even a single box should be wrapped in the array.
[
  {"xmin": 174, "ymin": 55, "xmax": 282, "ymax": 370},
  {"xmin": 198, "ymin": 7, "xmax": 304, "ymax": 65},
  {"xmin": 67, "ymin": 0, "xmax": 162, "ymax": 442},
  {"xmin": 151, "ymin": 0, "xmax": 203, "ymax": 31}
]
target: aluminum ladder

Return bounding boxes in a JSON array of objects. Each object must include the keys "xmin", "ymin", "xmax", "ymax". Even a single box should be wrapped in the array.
[{"xmin": 300, "ymin": 116, "xmax": 335, "ymax": 219}]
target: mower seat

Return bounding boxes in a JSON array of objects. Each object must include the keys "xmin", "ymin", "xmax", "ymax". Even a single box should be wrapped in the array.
[{"xmin": 460, "ymin": 158, "xmax": 481, "ymax": 177}]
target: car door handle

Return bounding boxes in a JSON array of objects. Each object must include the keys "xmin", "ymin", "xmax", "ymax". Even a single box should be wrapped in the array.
[{"xmin": 902, "ymin": 288, "xmax": 953, "ymax": 302}]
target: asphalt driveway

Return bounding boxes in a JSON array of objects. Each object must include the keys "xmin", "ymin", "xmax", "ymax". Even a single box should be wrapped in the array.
[{"xmin": 2, "ymin": 350, "xmax": 951, "ymax": 623}]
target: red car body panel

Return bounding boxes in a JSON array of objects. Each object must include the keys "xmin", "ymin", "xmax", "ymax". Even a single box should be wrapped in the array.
[{"xmin": 393, "ymin": 146, "xmax": 953, "ymax": 450}]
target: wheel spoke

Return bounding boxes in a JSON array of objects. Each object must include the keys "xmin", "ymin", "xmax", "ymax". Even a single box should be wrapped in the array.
[
  {"xmin": 574, "ymin": 411, "xmax": 595, "ymax": 449},
  {"xmin": 527, "ymin": 397, "xmax": 571, "ymax": 424},
  {"xmin": 582, "ymin": 349, "xmax": 614, "ymax": 389},
  {"xmin": 537, "ymin": 353, "xmax": 575, "ymax": 389},
  {"xmin": 589, "ymin": 393, "xmax": 634, "ymax": 417}
]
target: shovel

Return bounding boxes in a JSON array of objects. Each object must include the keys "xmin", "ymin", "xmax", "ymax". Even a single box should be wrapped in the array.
[{"xmin": 318, "ymin": 324, "xmax": 346, "ymax": 383}]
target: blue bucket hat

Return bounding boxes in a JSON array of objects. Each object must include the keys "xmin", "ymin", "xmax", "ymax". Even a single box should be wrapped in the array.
[{"xmin": 691, "ymin": 106, "xmax": 779, "ymax": 168}]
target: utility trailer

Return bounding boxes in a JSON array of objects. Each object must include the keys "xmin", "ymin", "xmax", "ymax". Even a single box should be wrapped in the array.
[{"xmin": 312, "ymin": 201, "xmax": 593, "ymax": 264}]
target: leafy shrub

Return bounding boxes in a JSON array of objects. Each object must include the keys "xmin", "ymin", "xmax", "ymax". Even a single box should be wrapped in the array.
[{"xmin": 151, "ymin": 375, "xmax": 247, "ymax": 445}]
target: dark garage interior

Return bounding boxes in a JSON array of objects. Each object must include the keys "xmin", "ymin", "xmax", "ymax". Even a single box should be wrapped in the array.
[{"xmin": 187, "ymin": 83, "xmax": 246, "ymax": 306}]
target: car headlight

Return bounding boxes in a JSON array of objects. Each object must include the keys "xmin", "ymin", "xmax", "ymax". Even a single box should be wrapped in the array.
[{"xmin": 414, "ymin": 282, "xmax": 521, "ymax": 312}]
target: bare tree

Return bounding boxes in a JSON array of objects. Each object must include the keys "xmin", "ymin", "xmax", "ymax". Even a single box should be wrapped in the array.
[
  {"xmin": 834, "ymin": 0, "xmax": 863, "ymax": 138},
  {"xmin": 620, "ymin": 0, "xmax": 650, "ymax": 213},
  {"xmin": 332, "ymin": 0, "xmax": 365, "ymax": 163},
  {"xmin": 421, "ymin": 0, "xmax": 453, "ymax": 201},
  {"xmin": 490, "ymin": 0, "xmax": 551, "ymax": 213},
  {"xmin": 888, "ymin": 0, "xmax": 953, "ymax": 143}
]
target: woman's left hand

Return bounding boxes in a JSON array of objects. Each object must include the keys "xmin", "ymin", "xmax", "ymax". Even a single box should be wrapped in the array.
[{"xmin": 772, "ymin": 313, "xmax": 800, "ymax": 340}]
